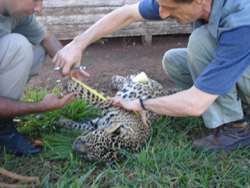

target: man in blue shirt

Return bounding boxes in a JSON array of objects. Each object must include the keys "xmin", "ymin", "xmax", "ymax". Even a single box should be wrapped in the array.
[
  {"xmin": 0, "ymin": 0, "xmax": 80, "ymax": 155},
  {"xmin": 53, "ymin": 0, "xmax": 250, "ymax": 152}
]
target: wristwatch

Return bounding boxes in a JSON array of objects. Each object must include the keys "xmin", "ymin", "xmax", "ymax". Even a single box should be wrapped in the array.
[{"xmin": 139, "ymin": 98, "xmax": 147, "ymax": 110}]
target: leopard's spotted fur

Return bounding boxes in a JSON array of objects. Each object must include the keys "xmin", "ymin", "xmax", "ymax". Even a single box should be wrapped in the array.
[{"xmin": 59, "ymin": 74, "xmax": 167, "ymax": 162}]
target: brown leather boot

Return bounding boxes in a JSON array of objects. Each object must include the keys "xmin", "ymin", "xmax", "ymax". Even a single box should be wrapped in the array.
[{"xmin": 192, "ymin": 119, "xmax": 250, "ymax": 152}]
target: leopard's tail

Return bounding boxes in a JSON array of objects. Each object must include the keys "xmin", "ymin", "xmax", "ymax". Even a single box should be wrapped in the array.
[{"xmin": 58, "ymin": 118, "xmax": 96, "ymax": 131}]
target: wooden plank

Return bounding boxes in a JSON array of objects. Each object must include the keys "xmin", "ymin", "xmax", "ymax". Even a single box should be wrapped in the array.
[
  {"xmin": 39, "ymin": 20, "xmax": 192, "ymax": 40},
  {"xmin": 41, "ymin": 0, "xmax": 126, "ymax": 7},
  {"xmin": 37, "ymin": 0, "xmax": 192, "ymax": 40},
  {"xmin": 38, "ymin": 7, "xmax": 115, "ymax": 16}
]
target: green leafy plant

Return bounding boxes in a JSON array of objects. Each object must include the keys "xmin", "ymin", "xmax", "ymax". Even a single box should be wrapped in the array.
[{"xmin": 17, "ymin": 85, "xmax": 101, "ymax": 138}]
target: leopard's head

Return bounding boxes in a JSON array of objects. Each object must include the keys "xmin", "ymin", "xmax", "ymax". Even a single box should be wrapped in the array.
[{"xmin": 72, "ymin": 124, "xmax": 126, "ymax": 162}]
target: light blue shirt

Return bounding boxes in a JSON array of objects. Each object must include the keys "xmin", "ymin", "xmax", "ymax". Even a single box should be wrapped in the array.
[
  {"xmin": 139, "ymin": 0, "xmax": 250, "ymax": 94},
  {"xmin": 140, "ymin": 0, "xmax": 250, "ymax": 38},
  {"xmin": 0, "ymin": 14, "xmax": 46, "ymax": 45},
  {"xmin": 194, "ymin": 0, "xmax": 250, "ymax": 94},
  {"xmin": 195, "ymin": 0, "xmax": 250, "ymax": 39}
]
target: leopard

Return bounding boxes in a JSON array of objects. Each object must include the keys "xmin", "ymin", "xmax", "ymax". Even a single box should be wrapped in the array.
[{"xmin": 58, "ymin": 74, "xmax": 173, "ymax": 162}]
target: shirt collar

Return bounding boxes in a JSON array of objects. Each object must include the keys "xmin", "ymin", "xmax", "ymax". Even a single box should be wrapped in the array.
[{"xmin": 207, "ymin": 0, "xmax": 225, "ymax": 38}]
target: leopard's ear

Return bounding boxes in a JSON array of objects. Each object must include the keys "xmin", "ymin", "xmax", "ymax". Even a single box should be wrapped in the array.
[{"xmin": 106, "ymin": 124, "xmax": 122, "ymax": 135}]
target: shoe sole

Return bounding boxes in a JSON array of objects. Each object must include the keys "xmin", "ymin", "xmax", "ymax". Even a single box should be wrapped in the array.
[
  {"xmin": 192, "ymin": 138, "xmax": 250, "ymax": 153},
  {"xmin": 0, "ymin": 145, "xmax": 42, "ymax": 156}
]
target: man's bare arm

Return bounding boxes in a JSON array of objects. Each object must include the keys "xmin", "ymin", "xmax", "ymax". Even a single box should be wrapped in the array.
[
  {"xmin": 143, "ymin": 86, "xmax": 218, "ymax": 116},
  {"xmin": 41, "ymin": 33, "xmax": 63, "ymax": 58},
  {"xmin": 110, "ymin": 86, "xmax": 219, "ymax": 117},
  {"xmin": 0, "ymin": 92, "xmax": 78, "ymax": 118},
  {"xmin": 73, "ymin": 3, "xmax": 144, "ymax": 51},
  {"xmin": 52, "ymin": 3, "xmax": 144, "ymax": 76}
]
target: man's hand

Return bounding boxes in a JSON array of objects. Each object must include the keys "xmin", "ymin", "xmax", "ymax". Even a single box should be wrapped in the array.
[
  {"xmin": 52, "ymin": 41, "xmax": 90, "ymax": 80},
  {"xmin": 40, "ymin": 92, "xmax": 79, "ymax": 111},
  {"xmin": 109, "ymin": 96, "xmax": 148, "ymax": 126}
]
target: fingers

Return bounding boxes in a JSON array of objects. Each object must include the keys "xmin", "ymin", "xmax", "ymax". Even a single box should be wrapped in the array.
[
  {"xmin": 60, "ymin": 88, "xmax": 68, "ymax": 95},
  {"xmin": 63, "ymin": 92, "xmax": 78, "ymax": 100},
  {"xmin": 140, "ymin": 111, "xmax": 149, "ymax": 127},
  {"xmin": 65, "ymin": 96, "xmax": 77, "ymax": 105},
  {"xmin": 69, "ymin": 70, "xmax": 79, "ymax": 79},
  {"xmin": 80, "ymin": 69, "xmax": 91, "ymax": 78},
  {"xmin": 52, "ymin": 51, "xmax": 65, "ymax": 68},
  {"xmin": 52, "ymin": 53, "xmax": 59, "ymax": 66},
  {"xmin": 52, "ymin": 52, "xmax": 69, "ymax": 75},
  {"xmin": 60, "ymin": 92, "xmax": 78, "ymax": 105},
  {"xmin": 53, "ymin": 47, "xmax": 89, "ymax": 79},
  {"xmin": 72, "ymin": 70, "xmax": 91, "ymax": 80},
  {"xmin": 61, "ymin": 63, "xmax": 72, "ymax": 76},
  {"xmin": 109, "ymin": 96, "xmax": 124, "ymax": 108},
  {"xmin": 52, "ymin": 51, "xmax": 81, "ymax": 77}
]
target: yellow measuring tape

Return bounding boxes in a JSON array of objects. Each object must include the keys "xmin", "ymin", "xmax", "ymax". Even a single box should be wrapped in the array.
[
  {"xmin": 72, "ymin": 77, "xmax": 140, "ymax": 118},
  {"xmin": 72, "ymin": 77, "xmax": 109, "ymax": 102}
]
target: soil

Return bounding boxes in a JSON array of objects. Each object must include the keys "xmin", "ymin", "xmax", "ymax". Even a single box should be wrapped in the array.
[{"xmin": 26, "ymin": 34, "xmax": 189, "ymax": 95}]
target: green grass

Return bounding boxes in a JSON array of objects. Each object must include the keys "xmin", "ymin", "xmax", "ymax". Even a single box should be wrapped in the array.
[{"xmin": 0, "ymin": 86, "xmax": 249, "ymax": 188}]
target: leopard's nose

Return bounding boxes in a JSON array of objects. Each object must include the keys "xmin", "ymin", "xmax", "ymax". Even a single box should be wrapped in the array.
[{"xmin": 73, "ymin": 141, "xmax": 87, "ymax": 154}]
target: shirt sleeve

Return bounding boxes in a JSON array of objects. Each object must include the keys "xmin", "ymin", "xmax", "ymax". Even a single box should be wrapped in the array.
[
  {"xmin": 194, "ymin": 26, "xmax": 250, "ymax": 95},
  {"xmin": 12, "ymin": 14, "xmax": 46, "ymax": 45},
  {"xmin": 139, "ymin": 0, "xmax": 162, "ymax": 20}
]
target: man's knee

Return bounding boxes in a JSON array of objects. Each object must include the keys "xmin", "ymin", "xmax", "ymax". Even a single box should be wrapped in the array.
[
  {"xmin": 162, "ymin": 48, "xmax": 188, "ymax": 78},
  {"xmin": 188, "ymin": 27, "xmax": 211, "ymax": 51},
  {"xmin": 0, "ymin": 34, "xmax": 35, "ymax": 100},
  {"xmin": 1, "ymin": 34, "xmax": 33, "ymax": 69},
  {"xmin": 162, "ymin": 49, "xmax": 178, "ymax": 76},
  {"xmin": 187, "ymin": 27, "xmax": 216, "ymax": 63}
]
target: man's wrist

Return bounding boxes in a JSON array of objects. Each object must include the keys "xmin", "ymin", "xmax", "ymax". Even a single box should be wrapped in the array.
[{"xmin": 73, "ymin": 34, "xmax": 89, "ymax": 51}]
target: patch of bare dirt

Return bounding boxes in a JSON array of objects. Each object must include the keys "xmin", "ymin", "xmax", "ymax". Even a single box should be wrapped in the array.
[{"xmin": 27, "ymin": 34, "xmax": 189, "ymax": 94}]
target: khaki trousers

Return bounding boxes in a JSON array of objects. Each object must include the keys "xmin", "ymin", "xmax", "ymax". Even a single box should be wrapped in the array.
[{"xmin": 0, "ymin": 33, "xmax": 46, "ymax": 100}]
